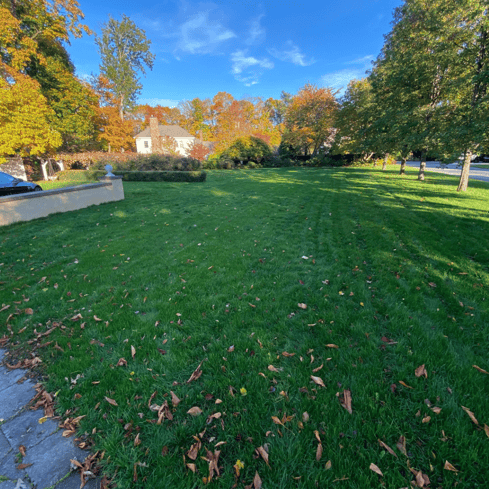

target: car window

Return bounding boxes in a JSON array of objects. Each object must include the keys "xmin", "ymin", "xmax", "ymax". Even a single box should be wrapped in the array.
[{"xmin": 0, "ymin": 172, "xmax": 16, "ymax": 183}]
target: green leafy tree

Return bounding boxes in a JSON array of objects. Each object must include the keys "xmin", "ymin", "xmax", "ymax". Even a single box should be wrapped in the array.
[
  {"xmin": 221, "ymin": 136, "xmax": 272, "ymax": 164},
  {"xmin": 96, "ymin": 15, "xmax": 155, "ymax": 122}
]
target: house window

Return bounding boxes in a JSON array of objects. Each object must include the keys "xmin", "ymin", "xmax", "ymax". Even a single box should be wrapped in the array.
[{"xmin": 144, "ymin": 141, "xmax": 149, "ymax": 148}]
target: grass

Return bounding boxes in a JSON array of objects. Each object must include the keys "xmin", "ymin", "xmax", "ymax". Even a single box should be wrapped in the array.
[
  {"xmin": 34, "ymin": 170, "xmax": 97, "ymax": 190},
  {"xmin": 1, "ymin": 167, "xmax": 489, "ymax": 488}
]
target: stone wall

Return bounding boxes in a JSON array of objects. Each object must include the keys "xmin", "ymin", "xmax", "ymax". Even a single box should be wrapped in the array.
[
  {"xmin": 1, "ymin": 157, "xmax": 27, "ymax": 181},
  {"xmin": 0, "ymin": 176, "xmax": 124, "ymax": 226}
]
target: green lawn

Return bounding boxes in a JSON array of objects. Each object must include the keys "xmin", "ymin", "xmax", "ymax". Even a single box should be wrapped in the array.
[{"xmin": 1, "ymin": 167, "xmax": 489, "ymax": 488}]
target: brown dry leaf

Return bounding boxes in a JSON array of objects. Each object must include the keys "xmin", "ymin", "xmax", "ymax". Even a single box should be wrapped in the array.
[
  {"xmin": 25, "ymin": 308, "xmax": 34, "ymax": 315},
  {"xmin": 325, "ymin": 460, "xmax": 332, "ymax": 470},
  {"xmin": 282, "ymin": 351, "xmax": 295, "ymax": 357},
  {"xmin": 313, "ymin": 430, "xmax": 321, "ymax": 443},
  {"xmin": 131, "ymin": 345, "xmax": 136, "ymax": 359},
  {"xmin": 415, "ymin": 364, "xmax": 428, "ymax": 378},
  {"xmin": 170, "ymin": 391, "xmax": 181, "ymax": 407},
  {"xmin": 316, "ymin": 443, "xmax": 323, "ymax": 461},
  {"xmin": 186, "ymin": 463, "xmax": 197, "ymax": 473},
  {"xmin": 378, "ymin": 440, "xmax": 397, "ymax": 458},
  {"xmin": 187, "ymin": 361, "xmax": 203, "ymax": 383},
  {"xmin": 71, "ymin": 313, "xmax": 83, "ymax": 321},
  {"xmin": 255, "ymin": 446, "xmax": 270, "ymax": 467},
  {"xmin": 116, "ymin": 357, "xmax": 127, "ymax": 367},
  {"xmin": 325, "ymin": 344, "xmax": 339, "ymax": 349},
  {"xmin": 134, "ymin": 433, "xmax": 141, "ymax": 447},
  {"xmin": 422, "ymin": 415, "xmax": 431, "ymax": 424},
  {"xmin": 369, "ymin": 463, "xmax": 383, "ymax": 477},
  {"xmin": 396, "ymin": 436, "xmax": 407, "ymax": 456},
  {"xmin": 312, "ymin": 364, "xmax": 323, "ymax": 373},
  {"xmin": 472, "ymin": 365, "xmax": 489, "ymax": 375},
  {"xmin": 431, "ymin": 407, "xmax": 442, "ymax": 415},
  {"xmin": 268, "ymin": 365, "xmax": 281, "ymax": 372},
  {"xmin": 310, "ymin": 375, "xmax": 325, "ymax": 388},
  {"xmin": 16, "ymin": 463, "xmax": 33, "ymax": 470},
  {"xmin": 93, "ymin": 315, "xmax": 102, "ymax": 321},
  {"xmin": 187, "ymin": 440, "xmax": 201, "ymax": 460},
  {"xmin": 187, "ymin": 406, "xmax": 203, "ymax": 416},
  {"xmin": 271, "ymin": 416, "xmax": 283, "ymax": 426},
  {"xmin": 462, "ymin": 406, "xmax": 479, "ymax": 425},
  {"xmin": 302, "ymin": 412, "xmax": 310, "ymax": 422},
  {"xmin": 444, "ymin": 461, "xmax": 458, "ymax": 472},
  {"xmin": 298, "ymin": 303, "xmax": 307, "ymax": 309},
  {"xmin": 484, "ymin": 424, "xmax": 489, "ymax": 438},
  {"xmin": 415, "ymin": 470, "xmax": 430, "ymax": 487},
  {"xmin": 104, "ymin": 396, "xmax": 118, "ymax": 407},
  {"xmin": 339, "ymin": 389, "xmax": 353, "ymax": 414},
  {"xmin": 399, "ymin": 381, "xmax": 413, "ymax": 389},
  {"xmin": 18, "ymin": 445, "xmax": 26, "ymax": 457},
  {"xmin": 253, "ymin": 471, "xmax": 262, "ymax": 489}
]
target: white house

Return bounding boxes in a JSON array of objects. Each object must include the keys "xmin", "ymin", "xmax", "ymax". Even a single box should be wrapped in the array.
[{"xmin": 134, "ymin": 118, "xmax": 196, "ymax": 156}]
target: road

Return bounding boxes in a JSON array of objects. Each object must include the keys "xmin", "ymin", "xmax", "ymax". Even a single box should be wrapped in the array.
[{"xmin": 403, "ymin": 160, "xmax": 489, "ymax": 183}]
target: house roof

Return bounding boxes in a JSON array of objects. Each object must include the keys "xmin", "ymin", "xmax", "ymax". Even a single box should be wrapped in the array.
[{"xmin": 135, "ymin": 125, "xmax": 195, "ymax": 139}]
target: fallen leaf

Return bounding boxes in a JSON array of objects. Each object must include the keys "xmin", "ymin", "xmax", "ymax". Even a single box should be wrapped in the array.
[
  {"xmin": 187, "ymin": 440, "xmax": 201, "ymax": 460},
  {"xmin": 378, "ymin": 440, "xmax": 397, "ymax": 458},
  {"xmin": 396, "ymin": 436, "xmax": 407, "ymax": 456},
  {"xmin": 104, "ymin": 397, "xmax": 118, "ymax": 407},
  {"xmin": 422, "ymin": 415, "xmax": 431, "ymax": 424},
  {"xmin": 116, "ymin": 358, "xmax": 127, "ymax": 367},
  {"xmin": 25, "ymin": 308, "xmax": 33, "ymax": 315},
  {"xmin": 131, "ymin": 345, "xmax": 136, "ymax": 359},
  {"xmin": 473, "ymin": 365, "xmax": 489, "ymax": 375},
  {"xmin": 462, "ymin": 406, "xmax": 479, "ymax": 425},
  {"xmin": 484, "ymin": 424, "xmax": 489, "ymax": 438},
  {"xmin": 255, "ymin": 446, "xmax": 270, "ymax": 467},
  {"xmin": 325, "ymin": 460, "xmax": 332, "ymax": 470},
  {"xmin": 93, "ymin": 315, "xmax": 102, "ymax": 321},
  {"xmin": 170, "ymin": 391, "xmax": 181, "ymax": 407},
  {"xmin": 399, "ymin": 381, "xmax": 413, "ymax": 389},
  {"xmin": 312, "ymin": 364, "xmax": 323, "ymax": 373},
  {"xmin": 187, "ymin": 361, "xmax": 203, "ymax": 383},
  {"xmin": 271, "ymin": 416, "xmax": 283, "ymax": 426},
  {"xmin": 369, "ymin": 463, "xmax": 383, "ymax": 477},
  {"xmin": 282, "ymin": 351, "xmax": 295, "ymax": 357},
  {"xmin": 313, "ymin": 430, "xmax": 321, "ymax": 443},
  {"xmin": 16, "ymin": 463, "xmax": 33, "ymax": 470},
  {"xmin": 316, "ymin": 443, "xmax": 323, "ymax": 461},
  {"xmin": 268, "ymin": 365, "xmax": 282, "ymax": 373},
  {"xmin": 415, "ymin": 364, "xmax": 428, "ymax": 378},
  {"xmin": 19, "ymin": 445, "xmax": 26, "ymax": 456},
  {"xmin": 298, "ymin": 303, "xmax": 307, "ymax": 309},
  {"xmin": 325, "ymin": 344, "xmax": 339, "ymax": 349},
  {"xmin": 134, "ymin": 433, "xmax": 141, "ymax": 446},
  {"xmin": 187, "ymin": 406, "xmax": 203, "ymax": 416},
  {"xmin": 444, "ymin": 461, "xmax": 458, "ymax": 472},
  {"xmin": 186, "ymin": 463, "xmax": 196, "ymax": 473},
  {"xmin": 431, "ymin": 407, "xmax": 442, "ymax": 414},
  {"xmin": 253, "ymin": 471, "xmax": 262, "ymax": 489},
  {"xmin": 339, "ymin": 389, "xmax": 352, "ymax": 414},
  {"xmin": 310, "ymin": 375, "xmax": 325, "ymax": 388}
]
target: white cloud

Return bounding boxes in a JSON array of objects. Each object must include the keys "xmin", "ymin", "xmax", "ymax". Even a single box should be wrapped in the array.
[
  {"xmin": 321, "ymin": 68, "xmax": 367, "ymax": 94},
  {"xmin": 245, "ymin": 14, "xmax": 266, "ymax": 46},
  {"xmin": 268, "ymin": 41, "xmax": 315, "ymax": 67},
  {"xmin": 347, "ymin": 55, "xmax": 374, "ymax": 65},
  {"xmin": 230, "ymin": 50, "xmax": 274, "ymax": 86},
  {"xmin": 138, "ymin": 98, "xmax": 180, "ymax": 107},
  {"xmin": 176, "ymin": 11, "xmax": 236, "ymax": 54}
]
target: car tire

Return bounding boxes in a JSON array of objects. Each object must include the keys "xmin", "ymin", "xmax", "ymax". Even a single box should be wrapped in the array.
[{"xmin": 33, "ymin": 186, "xmax": 42, "ymax": 191}]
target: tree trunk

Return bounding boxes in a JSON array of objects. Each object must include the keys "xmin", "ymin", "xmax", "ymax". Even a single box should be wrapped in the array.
[
  {"xmin": 119, "ymin": 95, "xmax": 125, "ymax": 122},
  {"xmin": 457, "ymin": 151, "xmax": 472, "ymax": 192},
  {"xmin": 382, "ymin": 153, "xmax": 389, "ymax": 171},
  {"xmin": 373, "ymin": 158, "xmax": 377, "ymax": 167},
  {"xmin": 399, "ymin": 157, "xmax": 407, "ymax": 175},
  {"xmin": 418, "ymin": 152, "xmax": 427, "ymax": 181}
]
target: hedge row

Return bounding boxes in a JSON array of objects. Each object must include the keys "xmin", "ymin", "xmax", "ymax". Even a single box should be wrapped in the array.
[{"xmin": 90, "ymin": 170, "xmax": 207, "ymax": 182}]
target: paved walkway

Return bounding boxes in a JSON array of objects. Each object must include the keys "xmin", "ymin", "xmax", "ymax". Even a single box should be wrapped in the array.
[
  {"xmin": 403, "ymin": 160, "xmax": 489, "ymax": 183},
  {"xmin": 0, "ymin": 349, "xmax": 100, "ymax": 489}
]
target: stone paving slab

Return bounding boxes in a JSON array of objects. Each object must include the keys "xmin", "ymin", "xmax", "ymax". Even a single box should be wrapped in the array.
[
  {"xmin": 2, "ymin": 411, "xmax": 58, "ymax": 452},
  {"xmin": 0, "ymin": 479, "xmax": 22, "ymax": 489},
  {"xmin": 0, "ymin": 431, "xmax": 12, "ymax": 464},
  {"xmin": 23, "ymin": 433, "xmax": 88, "ymax": 489},
  {"xmin": 55, "ymin": 473, "xmax": 100, "ymax": 489},
  {"xmin": 0, "ymin": 370, "xmax": 27, "ymax": 394},
  {"xmin": 0, "ymin": 452, "xmax": 28, "ymax": 481},
  {"xmin": 0, "ymin": 381, "xmax": 36, "ymax": 421}
]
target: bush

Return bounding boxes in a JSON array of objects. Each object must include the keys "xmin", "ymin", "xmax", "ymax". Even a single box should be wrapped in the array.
[
  {"xmin": 88, "ymin": 170, "xmax": 206, "ymax": 183},
  {"xmin": 220, "ymin": 136, "xmax": 272, "ymax": 165}
]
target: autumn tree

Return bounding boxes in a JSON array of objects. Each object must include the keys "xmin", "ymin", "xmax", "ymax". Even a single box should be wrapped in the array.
[
  {"xmin": 221, "ymin": 136, "xmax": 272, "ymax": 164},
  {"xmin": 0, "ymin": 0, "xmax": 93, "ymax": 158},
  {"xmin": 188, "ymin": 141, "xmax": 210, "ymax": 161},
  {"xmin": 96, "ymin": 15, "xmax": 155, "ymax": 122},
  {"xmin": 282, "ymin": 84, "xmax": 338, "ymax": 157}
]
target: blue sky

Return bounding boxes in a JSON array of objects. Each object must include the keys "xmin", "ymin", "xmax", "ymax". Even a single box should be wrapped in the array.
[{"xmin": 69, "ymin": 0, "xmax": 402, "ymax": 107}]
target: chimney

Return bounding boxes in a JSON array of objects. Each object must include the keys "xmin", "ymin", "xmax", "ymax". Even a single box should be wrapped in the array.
[{"xmin": 149, "ymin": 117, "xmax": 162, "ymax": 153}]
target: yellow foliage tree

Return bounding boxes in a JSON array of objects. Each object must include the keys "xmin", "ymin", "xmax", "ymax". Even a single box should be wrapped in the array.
[{"xmin": 0, "ymin": 68, "xmax": 62, "ymax": 161}]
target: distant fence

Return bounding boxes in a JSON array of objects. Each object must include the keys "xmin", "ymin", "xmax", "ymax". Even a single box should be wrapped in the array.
[{"xmin": 0, "ymin": 176, "xmax": 124, "ymax": 226}]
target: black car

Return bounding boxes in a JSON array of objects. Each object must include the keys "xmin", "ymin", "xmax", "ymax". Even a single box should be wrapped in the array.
[{"xmin": 0, "ymin": 171, "xmax": 42, "ymax": 196}]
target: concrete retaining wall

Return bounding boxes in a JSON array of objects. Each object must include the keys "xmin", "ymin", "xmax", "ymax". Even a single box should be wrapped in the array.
[{"xmin": 0, "ymin": 176, "xmax": 124, "ymax": 226}]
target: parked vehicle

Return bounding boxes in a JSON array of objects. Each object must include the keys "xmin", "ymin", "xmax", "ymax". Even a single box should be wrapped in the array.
[{"xmin": 0, "ymin": 171, "xmax": 42, "ymax": 196}]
